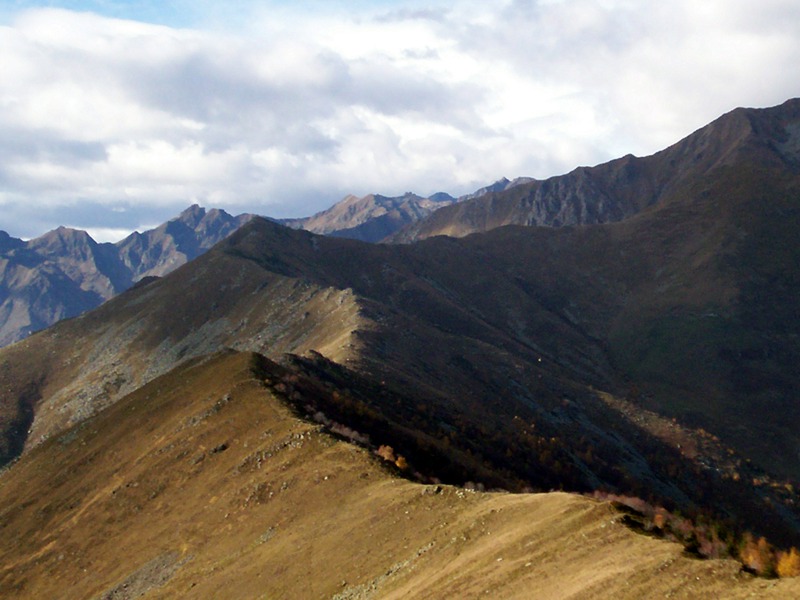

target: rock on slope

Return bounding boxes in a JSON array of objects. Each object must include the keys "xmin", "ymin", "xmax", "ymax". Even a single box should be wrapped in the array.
[
  {"xmin": 0, "ymin": 205, "xmax": 253, "ymax": 347},
  {"xmin": 1, "ymin": 350, "xmax": 796, "ymax": 599}
]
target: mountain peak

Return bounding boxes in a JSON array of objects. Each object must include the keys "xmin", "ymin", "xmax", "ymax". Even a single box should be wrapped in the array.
[
  {"xmin": 177, "ymin": 204, "xmax": 207, "ymax": 228},
  {"xmin": 429, "ymin": 192, "xmax": 456, "ymax": 203},
  {"xmin": 0, "ymin": 205, "xmax": 256, "ymax": 347},
  {"xmin": 0, "ymin": 231, "xmax": 24, "ymax": 254},
  {"xmin": 283, "ymin": 191, "xmax": 457, "ymax": 242},
  {"xmin": 29, "ymin": 226, "xmax": 97, "ymax": 254}
]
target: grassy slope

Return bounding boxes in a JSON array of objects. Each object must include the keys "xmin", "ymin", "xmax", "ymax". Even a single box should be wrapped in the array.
[
  {"xmin": 3, "ymin": 211, "xmax": 800, "ymax": 550},
  {"xmin": 0, "ymin": 238, "xmax": 366, "ymax": 461},
  {"xmin": 0, "ymin": 351, "xmax": 797, "ymax": 599}
]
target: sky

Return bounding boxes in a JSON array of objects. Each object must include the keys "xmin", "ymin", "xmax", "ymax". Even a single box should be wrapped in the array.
[{"xmin": 1, "ymin": 1, "xmax": 799, "ymax": 241}]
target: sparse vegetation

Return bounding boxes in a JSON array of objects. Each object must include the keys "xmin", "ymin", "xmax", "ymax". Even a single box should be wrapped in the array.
[
  {"xmin": 3, "ymin": 100, "xmax": 800, "ymax": 597},
  {"xmin": 2, "ymin": 350, "xmax": 799, "ymax": 598},
  {"xmin": 595, "ymin": 491, "xmax": 800, "ymax": 579}
]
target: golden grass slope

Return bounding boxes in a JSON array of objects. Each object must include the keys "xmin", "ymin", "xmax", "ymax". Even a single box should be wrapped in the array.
[
  {"xmin": 0, "ymin": 238, "xmax": 367, "ymax": 464},
  {"xmin": 0, "ymin": 350, "xmax": 797, "ymax": 599}
]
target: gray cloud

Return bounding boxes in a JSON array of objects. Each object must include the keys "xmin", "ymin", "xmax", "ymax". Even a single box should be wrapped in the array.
[{"xmin": 1, "ymin": 2, "xmax": 799, "ymax": 241}]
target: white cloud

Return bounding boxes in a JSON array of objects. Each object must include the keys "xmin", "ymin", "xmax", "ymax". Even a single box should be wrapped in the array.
[{"xmin": 1, "ymin": 1, "xmax": 799, "ymax": 239}]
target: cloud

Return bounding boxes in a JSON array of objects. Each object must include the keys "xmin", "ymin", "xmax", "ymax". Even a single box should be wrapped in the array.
[{"xmin": 1, "ymin": 1, "xmax": 799, "ymax": 239}]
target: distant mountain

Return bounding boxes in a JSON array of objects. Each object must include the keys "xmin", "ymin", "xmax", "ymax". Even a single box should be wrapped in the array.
[
  {"xmin": 283, "ymin": 191, "xmax": 456, "ymax": 242},
  {"xmin": 393, "ymin": 98, "xmax": 800, "ymax": 241},
  {"xmin": 115, "ymin": 205, "xmax": 254, "ymax": 279},
  {"xmin": 0, "ymin": 231, "xmax": 24, "ymax": 254},
  {"xmin": 282, "ymin": 180, "xmax": 533, "ymax": 243},
  {"xmin": 457, "ymin": 176, "xmax": 535, "ymax": 202},
  {"xmin": 0, "ymin": 205, "xmax": 253, "ymax": 347}
]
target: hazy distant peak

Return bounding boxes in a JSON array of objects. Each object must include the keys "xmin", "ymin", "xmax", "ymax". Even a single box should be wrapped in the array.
[
  {"xmin": 429, "ymin": 192, "xmax": 456, "ymax": 203},
  {"xmin": 0, "ymin": 231, "xmax": 25, "ymax": 254},
  {"xmin": 284, "ymin": 190, "xmax": 458, "ymax": 242},
  {"xmin": 176, "ymin": 203, "xmax": 207, "ymax": 228},
  {"xmin": 28, "ymin": 226, "xmax": 98, "ymax": 254},
  {"xmin": 456, "ymin": 177, "xmax": 536, "ymax": 203}
]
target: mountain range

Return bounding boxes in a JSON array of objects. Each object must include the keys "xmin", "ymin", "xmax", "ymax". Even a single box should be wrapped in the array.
[
  {"xmin": 394, "ymin": 101, "xmax": 800, "ymax": 240},
  {"xmin": 0, "ymin": 205, "xmax": 254, "ymax": 347},
  {"xmin": 2, "ymin": 98, "xmax": 800, "ymax": 595},
  {"xmin": 281, "ymin": 191, "xmax": 456, "ymax": 242},
  {"xmin": 282, "ymin": 177, "xmax": 535, "ymax": 243},
  {"xmin": 0, "ymin": 179, "xmax": 528, "ymax": 348}
]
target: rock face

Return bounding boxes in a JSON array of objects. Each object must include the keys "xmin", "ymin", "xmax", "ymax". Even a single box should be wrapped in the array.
[
  {"xmin": 0, "ymin": 205, "xmax": 253, "ymax": 347},
  {"xmin": 115, "ymin": 205, "xmax": 254, "ymax": 279},
  {"xmin": 394, "ymin": 98, "xmax": 800, "ymax": 241}
]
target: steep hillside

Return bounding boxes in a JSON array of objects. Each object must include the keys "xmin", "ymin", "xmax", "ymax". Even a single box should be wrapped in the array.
[
  {"xmin": 395, "ymin": 98, "xmax": 800, "ymax": 241},
  {"xmin": 0, "ymin": 224, "xmax": 366, "ymax": 464},
  {"xmin": 0, "ymin": 205, "xmax": 253, "ymax": 347},
  {"xmin": 1, "ymin": 350, "xmax": 797, "ymax": 599},
  {"xmin": 284, "ymin": 192, "xmax": 455, "ymax": 242},
  {"xmin": 2, "ymin": 211, "xmax": 800, "ymax": 550}
]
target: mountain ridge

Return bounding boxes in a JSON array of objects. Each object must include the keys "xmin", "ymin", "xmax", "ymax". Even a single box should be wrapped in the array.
[
  {"xmin": 393, "ymin": 98, "xmax": 800, "ymax": 242},
  {"xmin": 282, "ymin": 177, "xmax": 536, "ymax": 243},
  {"xmin": 0, "ymin": 205, "xmax": 254, "ymax": 347},
  {"xmin": 282, "ymin": 191, "xmax": 456, "ymax": 242},
  {"xmin": 3, "ymin": 350, "xmax": 796, "ymax": 598},
  {"xmin": 3, "ymin": 187, "xmax": 800, "ymax": 547}
]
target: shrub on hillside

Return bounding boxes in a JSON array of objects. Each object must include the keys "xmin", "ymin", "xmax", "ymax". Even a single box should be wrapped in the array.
[
  {"xmin": 777, "ymin": 547, "xmax": 800, "ymax": 578},
  {"xmin": 739, "ymin": 533, "xmax": 775, "ymax": 577}
]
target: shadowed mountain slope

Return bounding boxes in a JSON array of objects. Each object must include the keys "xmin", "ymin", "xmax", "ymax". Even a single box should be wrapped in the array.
[
  {"xmin": 2, "ymin": 350, "xmax": 798, "ymax": 599},
  {"xmin": 0, "ymin": 206, "xmax": 253, "ymax": 347}
]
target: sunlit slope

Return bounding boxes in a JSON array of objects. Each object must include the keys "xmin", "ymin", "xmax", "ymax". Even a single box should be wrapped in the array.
[
  {"xmin": 0, "ymin": 229, "xmax": 367, "ymax": 463},
  {"xmin": 0, "ymin": 351, "xmax": 797, "ymax": 599}
]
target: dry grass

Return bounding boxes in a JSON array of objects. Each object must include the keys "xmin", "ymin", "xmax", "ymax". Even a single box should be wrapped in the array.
[{"xmin": 1, "ymin": 351, "xmax": 798, "ymax": 599}]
